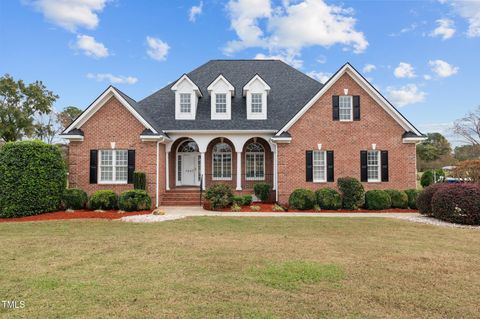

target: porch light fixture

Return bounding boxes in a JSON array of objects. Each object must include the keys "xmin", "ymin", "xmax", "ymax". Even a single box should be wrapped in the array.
[
  {"xmin": 111, "ymin": 142, "xmax": 116, "ymax": 149},
  {"xmin": 317, "ymin": 143, "xmax": 322, "ymax": 150},
  {"xmin": 372, "ymin": 143, "xmax": 376, "ymax": 150},
  {"xmin": 344, "ymin": 89, "xmax": 348, "ymax": 95}
]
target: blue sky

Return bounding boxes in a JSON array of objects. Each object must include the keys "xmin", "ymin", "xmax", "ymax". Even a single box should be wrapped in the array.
[{"xmin": 1, "ymin": 0, "xmax": 479, "ymax": 142}]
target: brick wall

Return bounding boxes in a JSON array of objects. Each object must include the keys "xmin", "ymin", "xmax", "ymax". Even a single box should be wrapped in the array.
[
  {"xmin": 68, "ymin": 96, "xmax": 163, "ymax": 205},
  {"xmin": 277, "ymin": 73, "xmax": 417, "ymax": 204}
]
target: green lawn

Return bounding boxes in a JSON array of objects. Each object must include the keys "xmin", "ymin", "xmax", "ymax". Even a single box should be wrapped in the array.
[{"xmin": 1, "ymin": 217, "xmax": 479, "ymax": 318}]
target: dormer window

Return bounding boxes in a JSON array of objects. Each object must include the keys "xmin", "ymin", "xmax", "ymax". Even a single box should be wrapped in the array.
[
  {"xmin": 251, "ymin": 93, "xmax": 263, "ymax": 113},
  {"xmin": 171, "ymin": 74, "xmax": 202, "ymax": 120},
  {"xmin": 216, "ymin": 93, "xmax": 227, "ymax": 113},
  {"xmin": 180, "ymin": 93, "xmax": 191, "ymax": 113},
  {"xmin": 243, "ymin": 74, "xmax": 270, "ymax": 120},
  {"xmin": 208, "ymin": 75, "xmax": 234, "ymax": 120}
]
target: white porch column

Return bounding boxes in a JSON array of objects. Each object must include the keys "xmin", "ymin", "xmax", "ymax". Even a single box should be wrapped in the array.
[
  {"xmin": 236, "ymin": 151, "xmax": 242, "ymax": 191},
  {"xmin": 166, "ymin": 151, "xmax": 170, "ymax": 191},
  {"xmin": 273, "ymin": 145, "xmax": 277, "ymax": 191},
  {"xmin": 200, "ymin": 152, "xmax": 206, "ymax": 190}
]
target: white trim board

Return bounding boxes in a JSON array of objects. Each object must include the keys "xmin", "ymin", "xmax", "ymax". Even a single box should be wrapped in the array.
[
  {"xmin": 64, "ymin": 86, "xmax": 158, "ymax": 134},
  {"xmin": 276, "ymin": 63, "xmax": 423, "ymax": 137}
]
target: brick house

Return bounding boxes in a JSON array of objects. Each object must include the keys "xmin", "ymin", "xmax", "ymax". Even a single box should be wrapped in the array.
[{"xmin": 62, "ymin": 60, "xmax": 425, "ymax": 205}]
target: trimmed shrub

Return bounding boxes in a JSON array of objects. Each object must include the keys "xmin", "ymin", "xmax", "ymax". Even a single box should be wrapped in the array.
[
  {"xmin": 385, "ymin": 189, "xmax": 409, "ymax": 208},
  {"xmin": 89, "ymin": 190, "xmax": 118, "ymax": 210},
  {"xmin": 417, "ymin": 183, "xmax": 449, "ymax": 216},
  {"xmin": 431, "ymin": 184, "xmax": 480, "ymax": 225},
  {"xmin": 315, "ymin": 188, "xmax": 342, "ymax": 210},
  {"xmin": 254, "ymin": 183, "xmax": 271, "ymax": 202},
  {"xmin": 233, "ymin": 195, "xmax": 244, "ymax": 206},
  {"xmin": 420, "ymin": 169, "xmax": 445, "ymax": 188},
  {"xmin": 118, "ymin": 190, "xmax": 151, "ymax": 211},
  {"xmin": 404, "ymin": 189, "xmax": 420, "ymax": 209},
  {"xmin": 242, "ymin": 195, "xmax": 253, "ymax": 205},
  {"xmin": 288, "ymin": 188, "xmax": 316, "ymax": 210},
  {"xmin": 62, "ymin": 188, "xmax": 88, "ymax": 210},
  {"xmin": 337, "ymin": 177, "xmax": 365, "ymax": 209},
  {"xmin": 365, "ymin": 190, "xmax": 391, "ymax": 210},
  {"xmin": 0, "ymin": 140, "xmax": 67, "ymax": 218},
  {"xmin": 133, "ymin": 171, "xmax": 146, "ymax": 190},
  {"xmin": 203, "ymin": 184, "xmax": 233, "ymax": 210}
]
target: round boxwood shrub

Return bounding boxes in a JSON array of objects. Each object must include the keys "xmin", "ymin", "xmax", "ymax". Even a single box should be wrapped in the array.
[
  {"xmin": 288, "ymin": 188, "xmax": 316, "ymax": 210},
  {"xmin": 420, "ymin": 169, "xmax": 445, "ymax": 188},
  {"xmin": 254, "ymin": 182, "xmax": 271, "ymax": 202},
  {"xmin": 385, "ymin": 189, "xmax": 409, "ymax": 208},
  {"xmin": 118, "ymin": 190, "xmax": 151, "ymax": 211},
  {"xmin": 404, "ymin": 189, "xmax": 420, "ymax": 209},
  {"xmin": 315, "ymin": 188, "xmax": 342, "ymax": 210},
  {"xmin": 431, "ymin": 184, "xmax": 480, "ymax": 225},
  {"xmin": 203, "ymin": 184, "xmax": 233, "ymax": 210},
  {"xmin": 89, "ymin": 190, "xmax": 118, "ymax": 210},
  {"xmin": 0, "ymin": 140, "xmax": 67, "ymax": 218},
  {"xmin": 416, "ymin": 183, "xmax": 449, "ymax": 216},
  {"xmin": 365, "ymin": 190, "xmax": 392, "ymax": 210},
  {"xmin": 337, "ymin": 177, "xmax": 365, "ymax": 209},
  {"xmin": 242, "ymin": 195, "xmax": 253, "ymax": 205},
  {"xmin": 62, "ymin": 188, "xmax": 88, "ymax": 210}
]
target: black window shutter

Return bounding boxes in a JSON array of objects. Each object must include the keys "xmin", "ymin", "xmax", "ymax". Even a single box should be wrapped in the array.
[
  {"xmin": 353, "ymin": 96, "xmax": 360, "ymax": 120},
  {"xmin": 306, "ymin": 150, "xmax": 313, "ymax": 182},
  {"xmin": 360, "ymin": 150, "xmax": 368, "ymax": 182},
  {"xmin": 89, "ymin": 150, "xmax": 98, "ymax": 184},
  {"xmin": 381, "ymin": 150, "xmax": 389, "ymax": 182},
  {"xmin": 332, "ymin": 96, "xmax": 339, "ymax": 121},
  {"xmin": 326, "ymin": 151, "xmax": 334, "ymax": 182},
  {"xmin": 127, "ymin": 150, "xmax": 135, "ymax": 184}
]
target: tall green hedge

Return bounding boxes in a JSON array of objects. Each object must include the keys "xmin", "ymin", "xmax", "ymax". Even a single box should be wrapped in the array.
[{"xmin": 0, "ymin": 140, "xmax": 67, "ymax": 218}]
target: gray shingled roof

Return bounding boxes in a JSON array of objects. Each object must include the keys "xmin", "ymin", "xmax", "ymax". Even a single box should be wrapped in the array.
[{"xmin": 137, "ymin": 60, "xmax": 323, "ymax": 131}]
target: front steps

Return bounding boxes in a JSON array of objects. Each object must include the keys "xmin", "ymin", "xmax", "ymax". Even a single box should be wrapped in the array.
[{"xmin": 160, "ymin": 188, "xmax": 202, "ymax": 206}]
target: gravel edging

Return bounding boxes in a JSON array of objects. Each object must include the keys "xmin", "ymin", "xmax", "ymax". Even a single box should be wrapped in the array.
[
  {"xmin": 120, "ymin": 214, "xmax": 186, "ymax": 223},
  {"xmin": 392, "ymin": 215, "xmax": 480, "ymax": 229}
]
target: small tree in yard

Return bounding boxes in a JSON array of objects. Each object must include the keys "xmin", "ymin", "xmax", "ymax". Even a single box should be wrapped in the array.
[{"xmin": 337, "ymin": 177, "xmax": 365, "ymax": 209}]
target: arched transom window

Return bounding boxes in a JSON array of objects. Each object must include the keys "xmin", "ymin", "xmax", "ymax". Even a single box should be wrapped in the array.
[
  {"xmin": 245, "ymin": 142, "xmax": 264, "ymax": 180},
  {"xmin": 178, "ymin": 140, "xmax": 199, "ymax": 153},
  {"xmin": 212, "ymin": 142, "xmax": 232, "ymax": 180}
]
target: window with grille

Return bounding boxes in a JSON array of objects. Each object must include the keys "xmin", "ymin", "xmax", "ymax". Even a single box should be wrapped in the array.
[
  {"xmin": 313, "ymin": 151, "xmax": 326, "ymax": 182},
  {"xmin": 180, "ymin": 93, "xmax": 191, "ymax": 113},
  {"xmin": 212, "ymin": 143, "xmax": 232, "ymax": 180},
  {"xmin": 99, "ymin": 150, "xmax": 128, "ymax": 183},
  {"xmin": 245, "ymin": 142, "xmax": 265, "ymax": 180},
  {"xmin": 215, "ymin": 93, "xmax": 227, "ymax": 113},
  {"xmin": 367, "ymin": 150, "xmax": 380, "ymax": 182},
  {"xmin": 339, "ymin": 95, "xmax": 353, "ymax": 121},
  {"xmin": 251, "ymin": 93, "xmax": 262, "ymax": 113}
]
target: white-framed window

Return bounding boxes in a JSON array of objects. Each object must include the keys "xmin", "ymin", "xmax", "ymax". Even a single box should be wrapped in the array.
[
  {"xmin": 251, "ymin": 93, "xmax": 263, "ymax": 113},
  {"xmin": 245, "ymin": 142, "xmax": 265, "ymax": 180},
  {"xmin": 339, "ymin": 95, "xmax": 353, "ymax": 121},
  {"xmin": 180, "ymin": 93, "xmax": 191, "ymax": 113},
  {"xmin": 215, "ymin": 93, "xmax": 227, "ymax": 113},
  {"xmin": 212, "ymin": 143, "xmax": 232, "ymax": 180},
  {"xmin": 99, "ymin": 150, "xmax": 128, "ymax": 184},
  {"xmin": 313, "ymin": 151, "xmax": 326, "ymax": 182},
  {"xmin": 367, "ymin": 150, "xmax": 381, "ymax": 182}
]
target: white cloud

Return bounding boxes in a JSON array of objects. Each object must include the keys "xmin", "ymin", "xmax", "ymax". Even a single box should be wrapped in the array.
[
  {"xmin": 442, "ymin": 0, "xmax": 480, "ymax": 37},
  {"xmin": 423, "ymin": 74, "xmax": 432, "ymax": 80},
  {"xmin": 430, "ymin": 18, "xmax": 456, "ymax": 40},
  {"xmin": 254, "ymin": 52, "xmax": 303, "ymax": 69},
  {"xmin": 74, "ymin": 34, "xmax": 109, "ymax": 58},
  {"xmin": 306, "ymin": 71, "xmax": 332, "ymax": 83},
  {"xmin": 394, "ymin": 62, "xmax": 416, "ymax": 78},
  {"xmin": 189, "ymin": 1, "xmax": 203, "ymax": 22},
  {"xmin": 225, "ymin": 0, "xmax": 368, "ymax": 63},
  {"xmin": 363, "ymin": 64, "xmax": 376, "ymax": 73},
  {"xmin": 387, "ymin": 84, "xmax": 426, "ymax": 107},
  {"xmin": 146, "ymin": 36, "xmax": 170, "ymax": 61},
  {"xmin": 429, "ymin": 59, "xmax": 458, "ymax": 77},
  {"xmin": 28, "ymin": 0, "xmax": 108, "ymax": 32},
  {"xmin": 316, "ymin": 55, "xmax": 327, "ymax": 64},
  {"xmin": 86, "ymin": 73, "xmax": 138, "ymax": 84}
]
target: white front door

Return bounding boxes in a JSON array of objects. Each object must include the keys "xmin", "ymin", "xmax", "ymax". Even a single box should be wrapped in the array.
[{"xmin": 181, "ymin": 154, "xmax": 198, "ymax": 186}]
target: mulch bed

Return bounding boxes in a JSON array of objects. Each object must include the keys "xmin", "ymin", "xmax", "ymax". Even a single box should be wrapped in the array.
[
  {"xmin": 216, "ymin": 202, "xmax": 418, "ymax": 213},
  {"xmin": 0, "ymin": 210, "xmax": 152, "ymax": 223}
]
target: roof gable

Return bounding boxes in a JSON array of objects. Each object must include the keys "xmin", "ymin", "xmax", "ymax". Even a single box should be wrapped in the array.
[
  {"xmin": 171, "ymin": 74, "xmax": 203, "ymax": 97},
  {"xmin": 276, "ymin": 63, "xmax": 423, "ymax": 137},
  {"xmin": 207, "ymin": 74, "xmax": 235, "ymax": 94},
  {"xmin": 242, "ymin": 74, "xmax": 271, "ymax": 96}
]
